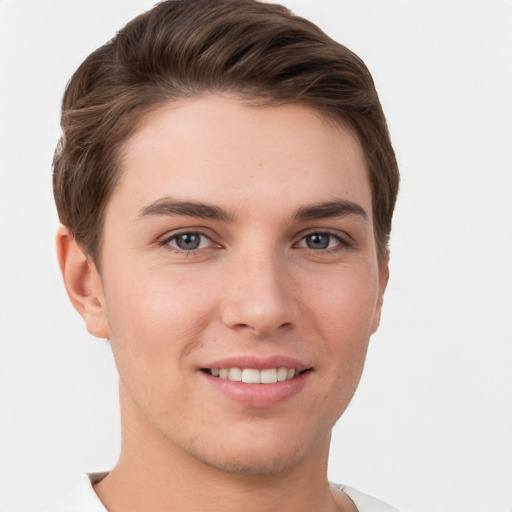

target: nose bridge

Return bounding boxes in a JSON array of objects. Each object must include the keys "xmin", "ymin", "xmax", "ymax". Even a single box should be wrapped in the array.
[{"xmin": 221, "ymin": 240, "xmax": 296, "ymax": 335}]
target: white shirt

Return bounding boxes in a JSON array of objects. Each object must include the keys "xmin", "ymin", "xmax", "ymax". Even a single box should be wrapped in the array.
[{"xmin": 50, "ymin": 473, "xmax": 400, "ymax": 512}]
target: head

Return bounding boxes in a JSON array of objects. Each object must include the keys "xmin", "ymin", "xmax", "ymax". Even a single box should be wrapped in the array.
[
  {"xmin": 53, "ymin": 0, "xmax": 398, "ymax": 268},
  {"xmin": 54, "ymin": 0, "xmax": 399, "ymax": 478}
]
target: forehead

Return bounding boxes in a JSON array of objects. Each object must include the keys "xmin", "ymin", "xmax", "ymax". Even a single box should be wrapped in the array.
[{"xmin": 112, "ymin": 95, "xmax": 371, "ymax": 219}]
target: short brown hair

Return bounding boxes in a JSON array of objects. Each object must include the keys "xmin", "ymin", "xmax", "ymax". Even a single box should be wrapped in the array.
[{"xmin": 53, "ymin": 0, "xmax": 399, "ymax": 265}]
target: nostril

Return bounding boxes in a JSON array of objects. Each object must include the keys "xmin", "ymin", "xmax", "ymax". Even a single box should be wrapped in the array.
[{"xmin": 220, "ymin": 287, "xmax": 298, "ymax": 335}]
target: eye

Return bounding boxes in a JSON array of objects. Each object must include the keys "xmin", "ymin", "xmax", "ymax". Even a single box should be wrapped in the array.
[
  {"xmin": 165, "ymin": 232, "xmax": 212, "ymax": 251},
  {"xmin": 297, "ymin": 232, "xmax": 344, "ymax": 250}
]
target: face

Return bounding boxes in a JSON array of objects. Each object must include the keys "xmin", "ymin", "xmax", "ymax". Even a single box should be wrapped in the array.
[{"xmin": 88, "ymin": 95, "xmax": 387, "ymax": 475}]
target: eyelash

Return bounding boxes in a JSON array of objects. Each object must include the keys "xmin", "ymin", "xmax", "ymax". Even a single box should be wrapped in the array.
[
  {"xmin": 295, "ymin": 230, "xmax": 351, "ymax": 252},
  {"xmin": 158, "ymin": 229, "xmax": 351, "ymax": 255},
  {"xmin": 159, "ymin": 231, "xmax": 217, "ymax": 254}
]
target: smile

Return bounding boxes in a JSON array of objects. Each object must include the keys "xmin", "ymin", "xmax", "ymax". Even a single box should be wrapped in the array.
[
  {"xmin": 204, "ymin": 367, "xmax": 302, "ymax": 384},
  {"xmin": 201, "ymin": 362, "xmax": 312, "ymax": 407}
]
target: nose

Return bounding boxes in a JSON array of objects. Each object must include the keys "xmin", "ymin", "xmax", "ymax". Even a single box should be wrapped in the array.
[{"xmin": 220, "ymin": 247, "xmax": 298, "ymax": 337}]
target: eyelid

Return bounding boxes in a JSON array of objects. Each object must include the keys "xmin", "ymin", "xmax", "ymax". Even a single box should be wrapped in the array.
[
  {"xmin": 155, "ymin": 227, "xmax": 352, "ymax": 253},
  {"xmin": 158, "ymin": 228, "xmax": 221, "ymax": 252},
  {"xmin": 295, "ymin": 228, "xmax": 351, "ymax": 247}
]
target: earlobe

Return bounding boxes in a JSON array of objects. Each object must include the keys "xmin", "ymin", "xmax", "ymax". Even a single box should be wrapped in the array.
[
  {"xmin": 371, "ymin": 257, "xmax": 390, "ymax": 335},
  {"xmin": 56, "ymin": 226, "xmax": 109, "ymax": 339}
]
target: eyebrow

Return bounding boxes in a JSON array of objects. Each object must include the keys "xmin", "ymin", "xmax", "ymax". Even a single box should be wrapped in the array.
[
  {"xmin": 137, "ymin": 198, "xmax": 235, "ymax": 222},
  {"xmin": 293, "ymin": 199, "xmax": 368, "ymax": 221},
  {"xmin": 137, "ymin": 197, "xmax": 367, "ymax": 223}
]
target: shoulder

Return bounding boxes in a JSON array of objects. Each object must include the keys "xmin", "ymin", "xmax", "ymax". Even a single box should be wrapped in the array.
[
  {"xmin": 332, "ymin": 483, "xmax": 402, "ymax": 512},
  {"xmin": 48, "ymin": 473, "xmax": 108, "ymax": 512}
]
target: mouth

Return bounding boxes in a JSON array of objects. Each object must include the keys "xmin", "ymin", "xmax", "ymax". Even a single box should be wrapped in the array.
[
  {"xmin": 201, "ymin": 367, "xmax": 310, "ymax": 384},
  {"xmin": 200, "ymin": 358, "xmax": 313, "ymax": 406}
]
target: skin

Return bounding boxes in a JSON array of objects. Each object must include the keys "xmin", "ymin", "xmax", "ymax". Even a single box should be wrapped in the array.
[{"xmin": 58, "ymin": 95, "xmax": 388, "ymax": 512}]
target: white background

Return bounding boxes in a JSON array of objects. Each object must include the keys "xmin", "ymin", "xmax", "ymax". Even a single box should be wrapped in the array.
[{"xmin": 0, "ymin": 1, "xmax": 511, "ymax": 511}]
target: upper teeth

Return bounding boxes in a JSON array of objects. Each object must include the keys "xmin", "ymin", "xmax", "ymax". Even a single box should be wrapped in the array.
[{"xmin": 209, "ymin": 368, "xmax": 296, "ymax": 384}]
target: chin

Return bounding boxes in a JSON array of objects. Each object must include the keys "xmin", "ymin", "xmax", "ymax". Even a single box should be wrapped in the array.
[
  {"xmin": 184, "ymin": 427, "xmax": 327, "ymax": 476},
  {"xmin": 197, "ymin": 446, "xmax": 310, "ymax": 476}
]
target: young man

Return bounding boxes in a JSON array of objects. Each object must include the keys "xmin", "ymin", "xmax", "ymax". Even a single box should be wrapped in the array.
[{"xmin": 51, "ymin": 1, "xmax": 400, "ymax": 510}]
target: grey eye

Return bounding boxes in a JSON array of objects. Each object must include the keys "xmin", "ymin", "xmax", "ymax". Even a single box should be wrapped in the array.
[
  {"xmin": 297, "ymin": 233, "xmax": 342, "ymax": 250},
  {"xmin": 305, "ymin": 233, "xmax": 332, "ymax": 250},
  {"xmin": 172, "ymin": 233, "xmax": 203, "ymax": 250}
]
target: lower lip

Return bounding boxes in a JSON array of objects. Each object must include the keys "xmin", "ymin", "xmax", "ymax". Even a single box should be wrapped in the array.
[{"xmin": 201, "ymin": 371, "xmax": 311, "ymax": 408}]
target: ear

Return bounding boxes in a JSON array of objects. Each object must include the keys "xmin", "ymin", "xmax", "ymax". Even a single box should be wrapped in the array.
[
  {"xmin": 56, "ymin": 226, "xmax": 109, "ymax": 339},
  {"xmin": 371, "ymin": 254, "xmax": 390, "ymax": 334}
]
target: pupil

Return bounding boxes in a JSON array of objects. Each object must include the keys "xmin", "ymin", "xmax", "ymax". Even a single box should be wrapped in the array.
[
  {"xmin": 176, "ymin": 233, "xmax": 200, "ymax": 250},
  {"xmin": 307, "ymin": 234, "xmax": 329, "ymax": 250}
]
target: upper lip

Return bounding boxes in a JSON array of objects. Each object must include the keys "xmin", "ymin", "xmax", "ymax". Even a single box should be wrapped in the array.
[{"xmin": 200, "ymin": 355, "xmax": 312, "ymax": 372}]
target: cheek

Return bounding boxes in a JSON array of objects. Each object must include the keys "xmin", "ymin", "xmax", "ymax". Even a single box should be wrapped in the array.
[
  {"xmin": 105, "ymin": 260, "xmax": 216, "ymax": 334},
  {"xmin": 306, "ymin": 264, "xmax": 380, "ymax": 338},
  {"xmin": 102, "ymin": 265, "xmax": 218, "ymax": 393},
  {"xmin": 302, "ymin": 265, "xmax": 379, "ymax": 387}
]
